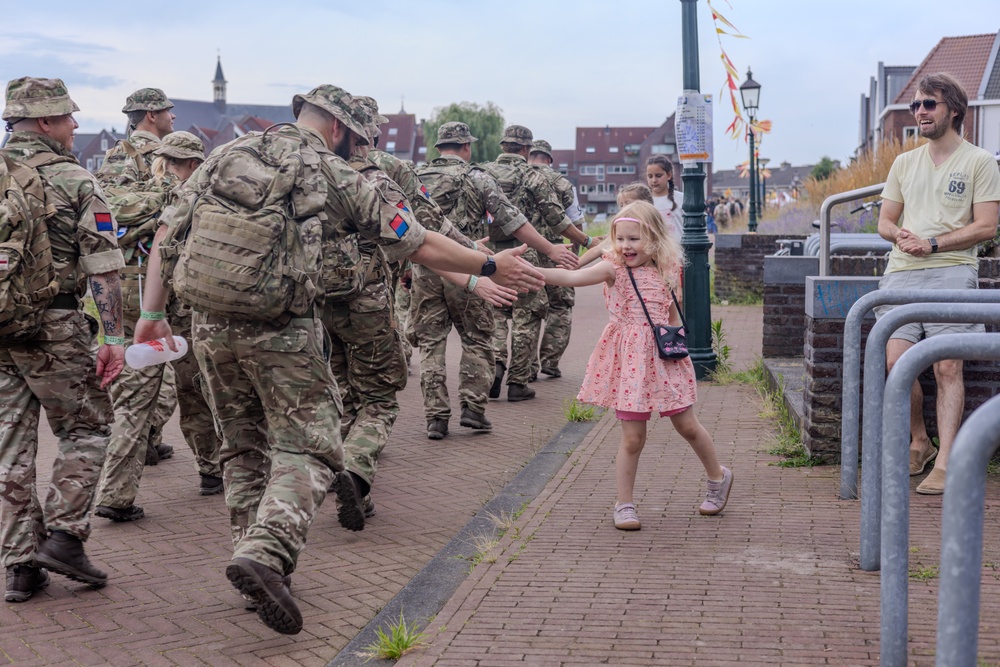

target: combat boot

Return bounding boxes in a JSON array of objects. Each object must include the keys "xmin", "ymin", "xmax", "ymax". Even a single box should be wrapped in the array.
[
  {"xmin": 459, "ymin": 407, "xmax": 493, "ymax": 430},
  {"xmin": 507, "ymin": 384, "xmax": 535, "ymax": 402},
  {"xmin": 226, "ymin": 557, "xmax": 302, "ymax": 634},
  {"xmin": 489, "ymin": 361, "xmax": 505, "ymax": 399},
  {"xmin": 5, "ymin": 564, "xmax": 50, "ymax": 603},
  {"xmin": 95, "ymin": 504, "xmax": 145, "ymax": 522},
  {"xmin": 145, "ymin": 443, "xmax": 174, "ymax": 466},
  {"xmin": 330, "ymin": 470, "xmax": 366, "ymax": 532},
  {"xmin": 199, "ymin": 473, "xmax": 224, "ymax": 496},
  {"xmin": 426, "ymin": 419, "xmax": 449, "ymax": 440},
  {"xmin": 34, "ymin": 531, "xmax": 107, "ymax": 587}
]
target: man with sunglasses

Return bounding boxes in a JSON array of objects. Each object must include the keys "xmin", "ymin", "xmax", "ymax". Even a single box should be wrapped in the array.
[{"xmin": 876, "ymin": 72, "xmax": 1000, "ymax": 495}]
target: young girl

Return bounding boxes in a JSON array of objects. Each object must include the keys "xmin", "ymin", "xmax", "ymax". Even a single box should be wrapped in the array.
[
  {"xmin": 538, "ymin": 201, "xmax": 732, "ymax": 530},
  {"xmin": 645, "ymin": 155, "xmax": 683, "ymax": 240}
]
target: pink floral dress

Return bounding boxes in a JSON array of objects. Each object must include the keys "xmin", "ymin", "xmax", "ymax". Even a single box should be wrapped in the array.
[{"xmin": 577, "ymin": 260, "xmax": 697, "ymax": 412}]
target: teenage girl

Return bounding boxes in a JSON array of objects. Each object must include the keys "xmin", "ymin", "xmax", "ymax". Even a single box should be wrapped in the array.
[
  {"xmin": 645, "ymin": 155, "xmax": 682, "ymax": 240},
  {"xmin": 537, "ymin": 201, "xmax": 732, "ymax": 530}
]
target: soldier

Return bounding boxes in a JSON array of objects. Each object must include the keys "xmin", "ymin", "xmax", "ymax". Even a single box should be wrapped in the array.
[
  {"xmin": 412, "ymin": 122, "xmax": 578, "ymax": 437},
  {"xmin": 96, "ymin": 87, "xmax": 176, "ymax": 188},
  {"xmin": 1, "ymin": 77, "xmax": 126, "ymax": 601},
  {"xmin": 528, "ymin": 139, "xmax": 585, "ymax": 379},
  {"xmin": 134, "ymin": 85, "xmax": 544, "ymax": 634},
  {"xmin": 482, "ymin": 125, "xmax": 594, "ymax": 401}
]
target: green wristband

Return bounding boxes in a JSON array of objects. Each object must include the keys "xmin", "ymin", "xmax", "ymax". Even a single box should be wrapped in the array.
[
  {"xmin": 466, "ymin": 275, "xmax": 479, "ymax": 293},
  {"xmin": 140, "ymin": 310, "xmax": 166, "ymax": 321},
  {"xmin": 104, "ymin": 335, "xmax": 127, "ymax": 345}
]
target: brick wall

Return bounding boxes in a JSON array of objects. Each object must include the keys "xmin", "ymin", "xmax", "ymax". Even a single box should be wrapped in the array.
[{"xmin": 715, "ymin": 234, "xmax": 805, "ymax": 301}]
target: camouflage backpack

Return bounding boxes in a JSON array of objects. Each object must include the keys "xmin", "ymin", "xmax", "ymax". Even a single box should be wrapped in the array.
[
  {"xmin": 481, "ymin": 160, "xmax": 529, "ymax": 243},
  {"xmin": 416, "ymin": 162, "xmax": 486, "ymax": 239},
  {"xmin": 0, "ymin": 152, "xmax": 73, "ymax": 343},
  {"xmin": 172, "ymin": 123, "xmax": 324, "ymax": 321},
  {"xmin": 95, "ymin": 139, "xmax": 156, "ymax": 189}
]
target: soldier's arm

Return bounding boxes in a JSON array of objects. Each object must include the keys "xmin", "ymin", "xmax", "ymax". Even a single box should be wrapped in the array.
[
  {"xmin": 531, "ymin": 172, "xmax": 591, "ymax": 247},
  {"xmin": 89, "ymin": 270, "xmax": 125, "ymax": 387}
]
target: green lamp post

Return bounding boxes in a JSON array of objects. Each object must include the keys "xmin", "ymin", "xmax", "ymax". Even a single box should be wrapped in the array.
[
  {"xmin": 678, "ymin": 0, "xmax": 716, "ymax": 379},
  {"xmin": 740, "ymin": 68, "xmax": 761, "ymax": 232}
]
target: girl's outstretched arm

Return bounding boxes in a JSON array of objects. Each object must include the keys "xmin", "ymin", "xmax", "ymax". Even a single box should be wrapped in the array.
[
  {"xmin": 577, "ymin": 242, "xmax": 605, "ymax": 268},
  {"xmin": 538, "ymin": 259, "xmax": 615, "ymax": 288}
]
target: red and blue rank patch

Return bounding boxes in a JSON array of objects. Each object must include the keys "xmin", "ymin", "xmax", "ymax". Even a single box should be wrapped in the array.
[
  {"xmin": 420, "ymin": 184, "xmax": 431, "ymax": 199},
  {"xmin": 396, "ymin": 200, "xmax": 410, "ymax": 214},
  {"xmin": 95, "ymin": 211, "xmax": 114, "ymax": 232},
  {"xmin": 390, "ymin": 214, "xmax": 409, "ymax": 238}
]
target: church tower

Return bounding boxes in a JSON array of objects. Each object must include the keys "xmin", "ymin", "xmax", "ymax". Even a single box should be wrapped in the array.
[{"xmin": 213, "ymin": 56, "xmax": 227, "ymax": 113}]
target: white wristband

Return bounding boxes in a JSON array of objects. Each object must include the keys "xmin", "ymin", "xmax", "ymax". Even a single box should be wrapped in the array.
[{"xmin": 466, "ymin": 275, "xmax": 479, "ymax": 293}]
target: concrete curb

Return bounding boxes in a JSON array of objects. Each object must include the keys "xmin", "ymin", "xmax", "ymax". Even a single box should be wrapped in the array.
[{"xmin": 327, "ymin": 417, "xmax": 601, "ymax": 667}]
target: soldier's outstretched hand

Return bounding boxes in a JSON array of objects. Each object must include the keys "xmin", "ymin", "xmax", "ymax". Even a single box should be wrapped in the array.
[
  {"xmin": 96, "ymin": 343, "xmax": 125, "ymax": 389},
  {"xmin": 473, "ymin": 277, "xmax": 518, "ymax": 307},
  {"xmin": 492, "ymin": 244, "xmax": 545, "ymax": 293},
  {"xmin": 547, "ymin": 243, "xmax": 579, "ymax": 270}
]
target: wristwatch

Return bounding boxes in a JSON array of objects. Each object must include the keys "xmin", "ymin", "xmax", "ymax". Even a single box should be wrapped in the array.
[
  {"xmin": 929, "ymin": 237, "xmax": 939, "ymax": 254},
  {"xmin": 480, "ymin": 256, "xmax": 497, "ymax": 277}
]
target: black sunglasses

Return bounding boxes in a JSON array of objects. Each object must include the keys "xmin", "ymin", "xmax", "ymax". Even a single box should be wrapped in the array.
[{"xmin": 909, "ymin": 99, "xmax": 942, "ymax": 113}]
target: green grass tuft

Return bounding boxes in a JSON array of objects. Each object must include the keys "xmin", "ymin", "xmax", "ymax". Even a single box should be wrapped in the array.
[{"xmin": 362, "ymin": 611, "xmax": 427, "ymax": 661}]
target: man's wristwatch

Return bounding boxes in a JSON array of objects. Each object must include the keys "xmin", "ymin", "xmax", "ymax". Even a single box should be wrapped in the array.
[
  {"xmin": 480, "ymin": 256, "xmax": 497, "ymax": 277},
  {"xmin": 929, "ymin": 237, "xmax": 939, "ymax": 254}
]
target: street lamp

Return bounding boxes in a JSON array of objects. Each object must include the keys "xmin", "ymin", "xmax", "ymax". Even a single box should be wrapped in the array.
[
  {"xmin": 739, "ymin": 68, "xmax": 761, "ymax": 232},
  {"xmin": 758, "ymin": 156, "xmax": 770, "ymax": 217}
]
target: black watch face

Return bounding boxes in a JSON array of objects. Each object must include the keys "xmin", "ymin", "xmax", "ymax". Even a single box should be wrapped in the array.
[{"xmin": 482, "ymin": 257, "xmax": 497, "ymax": 276}]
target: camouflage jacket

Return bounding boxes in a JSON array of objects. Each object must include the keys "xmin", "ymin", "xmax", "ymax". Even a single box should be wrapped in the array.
[
  {"xmin": 481, "ymin": 153, "xmax": 571, "ymax": 243},
  {"xmin": 417, "ymin": 154, "xmax": 528, "ymax": 242},
  {"xmin": 530, "ymin": 164, "xmax": 577, "ymax": 243},
  {"xmin": 95, "ymin": 130, "xmax": 161, "ymax": 188},
  {"xmin": 1, "ymin": 132, "xmax": 125, "ymax": 296},
  {"xmin": 367, "ymin": 150, "xmax": 474, "ymax": 249}
]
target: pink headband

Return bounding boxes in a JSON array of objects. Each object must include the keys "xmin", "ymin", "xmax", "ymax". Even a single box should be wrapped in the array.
[{"xmin": 614, "ymin": 217, "xmax": 641, "ymax": 224}]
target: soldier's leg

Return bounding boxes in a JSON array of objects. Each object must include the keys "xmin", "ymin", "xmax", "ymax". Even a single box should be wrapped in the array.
[
  {"xmin": 507, "ymin": 284, "xmax": 549, "ymax": 387},
  {"xmin": 218, "ymin": 316, "xmax": 341, "ymax": 575},
  {"xmin": 323, "ymin": 306, "xmax": 356, "ymax": 442},
  {"xmin": 411, "ymin": 269, "xmax": 453, "ymax": 424},
  {"xmin": 394, "ymin": 271, "xmax": 413, "ymax": 369},
  {"xmin": 443, "ymin": 279, "xmax": 495, "ymax": 417},
  {"xmin": 171, "ymin": 351, "xmax": 222, "ymax": 477},
  {"xmin": 539, "ymin": 284, "xmax": 575, "ymax": 374},
  {"xmin": 144, "ymin": 361, "xmax": 178, "ymax": 464}
]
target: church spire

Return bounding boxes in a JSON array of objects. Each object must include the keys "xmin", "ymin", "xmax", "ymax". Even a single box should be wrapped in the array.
[{"xmin": 213, "ymin": 54, "xmax": 227, "ymax": 113}]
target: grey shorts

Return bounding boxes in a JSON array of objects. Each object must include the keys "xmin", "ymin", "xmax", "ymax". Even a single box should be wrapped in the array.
[{"xmin": 874, "ymin": 264, "xmax": 985, "ymax": 343}]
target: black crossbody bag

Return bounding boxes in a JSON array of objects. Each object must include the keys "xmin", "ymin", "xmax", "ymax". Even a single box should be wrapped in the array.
[{"xmin": 626, "ymin": 267, "xmax": 689, "ymax": 360}]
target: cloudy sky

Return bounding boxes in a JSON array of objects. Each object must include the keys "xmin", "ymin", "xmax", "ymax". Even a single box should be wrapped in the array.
[{"xmin": 1, "ymin": 1, "xmax": 996, "ymax": 170}]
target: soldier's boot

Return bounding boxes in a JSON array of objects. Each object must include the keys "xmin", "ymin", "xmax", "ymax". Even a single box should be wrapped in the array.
[
  {"xmin": 426, "ymin": 419, "xmax": 449, "ymax": 440},
  {"xmin": 507, "ymin": 384, "xmax": 536, "ymax": 402},
  {"xmin": 243, "ymin": 573, "xmax": 292, "ymax": 611},
  {"xmin": 145, "ymin": 443, "xmax": 174, "ymax": 466},
  {"xmin": 34, "ymin": 531, "xmax": 107, "ymax": 588},
  {"xmin": 540, "ymin": 366, "xmax": 562, "ymax": 378},
  {"xmin": 199, "ymin": 474, "xmax": 225, "ymax": 496},
  {"xmin": 362, "ymin": 495, "xmax": 377, "ymax": 518},
  {"xmin": 488, "ymin": 361, "xmax": 505, "ymax": 399},
  {"xmin": 5, "ymin": 564, "xmax": 50, "ymax": 603},
  {"xmin": 226, "ymin": 557, "xmax": 302, "ymax": 635},
  {"xmin": 95, "ymin": 504, "xmax": 145, "ymax": 522},
  {"xmin": 459, "ymin": 407, "xmax": 493, "ymax": 431},
  {"xmin": 330, "ymin": 471, "xmax": 366, "ymax": 532}
]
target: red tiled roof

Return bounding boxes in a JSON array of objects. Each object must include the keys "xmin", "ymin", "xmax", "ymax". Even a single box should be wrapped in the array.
[
  {"xmin": 575, "ymin": 126, "xmax": 657, "ymax": 163},
  {"xmin": 894, "ymin": 33, "xmax": 997, "ymax": 103}
]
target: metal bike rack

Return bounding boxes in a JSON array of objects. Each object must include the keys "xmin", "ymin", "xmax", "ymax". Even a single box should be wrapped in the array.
[
  {"xmin": 840, "ymin": 290, "xmax": 1000, "ymax": 502},
  {"xmin": 817, "ymin": 183, "xmax": 884, "ymax": 276},
  {"xmin": 879, "ymin": 334, "xmax": 1000, "ymax": 667},
  {"xmin": 935, "ymin": 393, "xmax": 1000, "ymax": 667}
]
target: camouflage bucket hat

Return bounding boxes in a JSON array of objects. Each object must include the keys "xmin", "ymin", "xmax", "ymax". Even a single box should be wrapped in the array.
[
  {"xmin": 500, "ymin": 124, "xmax": 533, "ymax": 147},
  {"xmin": 3, "ymin": 77, "xmax": 80, "ymax": 120},
  {"xmin": 122, "ymin": 87, "xmax": 174, "ymax": 113},
  {"xmin": 354, "ymin": 95, "xmax": 389, "ymax": 140},
  {"xmin": 153, "ymin": 131, "xmax": 205, "ymax": 161},
  {"xmin": 434, "ymin": 121, "xmax": 478, "ymax": 147},
  {"xmin": 292, "ymin": 84, "xmax": 370, "ymax": 145},
  {"xmin": 530, "ymin": 139, "xmax": 553, "ymax": 159}
]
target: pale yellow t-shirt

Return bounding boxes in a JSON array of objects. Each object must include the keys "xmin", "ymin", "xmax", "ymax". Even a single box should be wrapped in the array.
[{"xmin": 882, "ymin": 140, "xmax": 1000, "ymax": 274}]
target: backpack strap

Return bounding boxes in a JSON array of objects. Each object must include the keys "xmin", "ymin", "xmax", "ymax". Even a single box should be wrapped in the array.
[{"xmin": 119, "ymin": 140, "xmax": 152, "ymax": 179}]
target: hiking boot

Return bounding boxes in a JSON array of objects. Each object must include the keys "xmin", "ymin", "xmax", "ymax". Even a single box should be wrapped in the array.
[
  {"xmin": 94, "ymin": 504, "xmax": 145, "ymax": 522},
  {"xmin": 528, "ymin": 373, "xmax": 538, "ymax": 383},
  {"xmin": 199, "ymin": 474, "xmax": 225, "ymax": 496},
  {"xmin": 363, "ymin": 496, "xmax": 377, "ymax": 518},
  {"xmin": 427, "ymin": 419, "xmax": 449, "ymax": 440},
  {"xmin": 699, "ymin": 467, "xmax": 734, "ymax": 515},
  {"xmin": 507, "ymin": 383, "xmax": 535, "ymax": 402},
  {"xmin": 540, "ymin": 366, "xmax": 562, "ymax": 378},
  {"xmin": 459, "ymin": 407, "xmax": 492, "ymax": 430},
  {"xmin": 34, "ymin": 530, "xmax": 107, "ymax": 587},
  {"xmin": 244, "ymin": 574, "xmax": 292, "ymax": 611},
  {"xmin": 330, "ymin": 471, "xmax": 366, "ymax": 531},
  {"xmin": 144, "ymin": 443, "xmax": 174, "ymax": 466},
  {"xmin": 613, "ymin": 503, "xmax": 641, "ymax": 530},
  {"xmin": 5, "ymin": 564, "xmax": 50, "ymax": 603},
  {"xmin": 489, "ymin": 361, "xmax": 505, "ymax": 399},
  {"xmin": 226, "ymin": 558, "xmax": 302, "ymax": 634}
]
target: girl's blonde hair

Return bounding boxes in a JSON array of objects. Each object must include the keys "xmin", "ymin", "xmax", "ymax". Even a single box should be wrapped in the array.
[
  {"xmin": 617, "ymin": 182, "xmax": 653, "ymax": 207},
  {"xmin": 609, "ymin": 201, "xmax": 684, "ymax": 288}
]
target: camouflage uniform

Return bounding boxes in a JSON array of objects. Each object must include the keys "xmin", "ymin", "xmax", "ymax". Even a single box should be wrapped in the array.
[
  {"xmin": 96, "ymin": 88, "xmax": 174, "ymax": 188},
  {"xmin": 529, "ymin": 140, "xmax": 580, "ymax": 377},
  {"xmin": 0, "ymin": 78, "xmax": 125, "ymax": 569},
  {"xmin": 413, "ymin": 122, "xmax": 530, "ymax": 423},
  {"xmin": 166, "ymin": 86, "xmax": 423, "ymax": 576},
  {"xmin": 482, "ymin": 126, "xmax": 574, "ymax": 389},
  {"xmin": 94, "ymin": 110, "xmax": 176, "ymax": 514}
]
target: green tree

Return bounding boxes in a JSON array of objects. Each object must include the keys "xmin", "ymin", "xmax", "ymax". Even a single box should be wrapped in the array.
[
  {"xmin": 423, "ymin": 102, "xmax": 505, "ymax": 163},
  {"xmin": 810, "ymin": 156, "xmax": 839, "ymax": 181}
]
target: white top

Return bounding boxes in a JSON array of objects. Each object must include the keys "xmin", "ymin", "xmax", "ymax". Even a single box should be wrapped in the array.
[{"xmin": 653, "ymin": 191, "xmax": 683, "ymax": 240}]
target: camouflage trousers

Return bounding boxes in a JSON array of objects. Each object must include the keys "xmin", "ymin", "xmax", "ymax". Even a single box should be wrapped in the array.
[
  {"xmin": 170, "ymin": 306, "xmax": 222, "ymax": 477},
  {"xmin": 193, "ymin": 312, "xmax": 342, "ymax": 575},
  {"xmin": 322, "ymin": 278, "xmax": 407, "ymax": 490},
  {"xmin": 393, "ymin": 268, "xmax": 413, "ymax": 368},
  {"xmin": 0, "ymin": 309, "xmax": 113, "ymax": 568},
  {"xmin": 410, "ymin": 265, "xmax": 495, "ymax": 421},
  {"xmin": 537, "ymin": 283, "xmax": 575, "ymax": 375},
  {"xmin": 492, "ymin": 249, "xmax": 548, "ymax": 386},
  {"xmin": 95, "ymin": 319, "xmax": 177, "ymax": 509}
]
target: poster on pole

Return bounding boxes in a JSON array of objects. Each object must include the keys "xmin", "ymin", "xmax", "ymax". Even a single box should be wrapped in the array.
[{"xmin": 675, "ymin": 92, "xmax": 713, "ymax": 165}]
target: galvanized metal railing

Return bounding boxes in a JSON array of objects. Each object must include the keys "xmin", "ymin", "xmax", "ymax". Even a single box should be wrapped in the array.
[
  {"xmin": 817, "ymin": 184, "xmax": 885, "ymax": 276},
  {"xmin": 878, "ymin": 333, "xmax": 1000, "ymax": 667}
]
